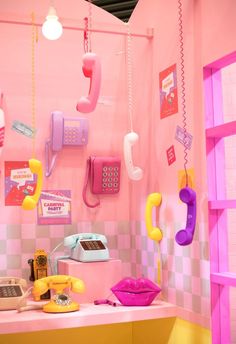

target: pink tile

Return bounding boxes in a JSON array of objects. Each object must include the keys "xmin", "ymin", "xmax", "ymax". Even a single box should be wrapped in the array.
[
  {"xmin": 0, "ymin": 255, "xmax": 7, "ymax": 269},
  {"xmin": 49, "ymin": 226, "xmax": 65, "ymax": 238},
  {"xmin": 21, "ymin": 224, "xmax": 36, "ymax": 239},
  {"xmin": 104, "ymin": 221, "xmax": 117, "ymax": 235},
  {"xmin": 192, "ymin": 276, "xmax": 201, "ymax": 295},
  {"xmin": 183, "ymin": 291, "xmax": 192, "ymax": 310},
  {"xmin": 6, "ymin": 239, "xmax": 22, "ymax": 254},
  {"xmin": 118, "ymin": 235, "xmax": 130, "ymax": 249},
  {"xmin": 0, "ymin": 224, "xmax": 7, "ymax": 239},
  {"xmin": 35, "ymin": 238, "xmax": 51, "ymax": 253}
]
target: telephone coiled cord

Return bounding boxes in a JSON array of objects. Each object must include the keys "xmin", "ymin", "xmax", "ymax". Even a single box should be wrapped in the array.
[
  {"xmin": 126, "ymin": 22, "xmax": 134, "ymax": 133},
  {"xmin": 178, "ymin": 0, "xmax": 189, "ymax": 187}
]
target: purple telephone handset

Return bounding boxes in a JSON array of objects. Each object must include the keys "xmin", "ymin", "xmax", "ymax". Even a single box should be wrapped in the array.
[{"xmin": 175, "ymin": 187, "xmax": 196, "ymax": 246}]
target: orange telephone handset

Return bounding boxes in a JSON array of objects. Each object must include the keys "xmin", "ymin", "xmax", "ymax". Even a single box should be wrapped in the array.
[
  {"xmin": 145, "ymin": 193, "xmax": 163, "ymax": 242},
  {"xmin": 22, "ymin": 159, "xmax": 43, "ymax": 210}
]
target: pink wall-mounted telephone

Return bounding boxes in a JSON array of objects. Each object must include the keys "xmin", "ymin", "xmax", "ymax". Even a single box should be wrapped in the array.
[
  {"xmin": 45, "ymin": 111, "xmax": 89, "ymax": 177},
  {"xmin": 123, "ymin": 132, "xmax": 143, "ymax": 181},
  {"xmin": 76, "ymin": 52, "xmax": 101, "ymax": 113},
  {"xmin": 83, "ymin": 156, "xmax": 121, "ymax": 208}
]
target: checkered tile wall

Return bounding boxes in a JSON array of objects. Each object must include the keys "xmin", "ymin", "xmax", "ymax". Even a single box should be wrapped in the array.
[{"xmin": 0, "ymin": 218, "xmax": 210, "ymax": 326}]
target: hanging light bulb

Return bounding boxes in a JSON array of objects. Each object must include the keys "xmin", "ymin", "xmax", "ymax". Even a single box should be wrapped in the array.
[{"xmin": 42, "ymin": 6, "xmax": 63, "ymax": 40}]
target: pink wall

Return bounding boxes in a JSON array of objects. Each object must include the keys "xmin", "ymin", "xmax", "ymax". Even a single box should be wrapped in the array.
[{"xmin": 1, "ymin": 0, "xmax": 236, "ymax": 332}]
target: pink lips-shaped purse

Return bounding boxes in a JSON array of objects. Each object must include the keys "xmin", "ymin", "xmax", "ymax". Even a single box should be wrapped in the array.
[{"xmin": 111, "ymin": 277, "xmax": 161, "ymax": 306}]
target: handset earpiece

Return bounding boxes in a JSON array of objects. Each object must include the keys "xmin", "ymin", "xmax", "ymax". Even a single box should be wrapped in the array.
[
  {"xmin": 145, "ymin": 193, "xmax": 163, "ymax": 242},
  {"xmin": 175, "ymin": 187, "xmax": 196, "ymax": 246},
  {"xmin": 22, "ymin": 159, "xmax": 43, "ymax": 210},
  {"xmin": 123, "ymin": 132, "xmax": 143, "ymax": 181},
  {"xmin": 76, "ymin": 52, "xmax": 101, "ymax": 113}
]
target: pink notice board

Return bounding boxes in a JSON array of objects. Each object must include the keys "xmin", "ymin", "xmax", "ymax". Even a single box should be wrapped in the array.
[
  {"xmin": 37, "ymin": 190, "xmax": 72, "ymax": 225},
  {"xmin": 159, "ymin": 64, "xmax": 178, "ymax": 119},
  {"xmin": 4, "ymin": 161, "xmax": 37, "ymax": 206}
]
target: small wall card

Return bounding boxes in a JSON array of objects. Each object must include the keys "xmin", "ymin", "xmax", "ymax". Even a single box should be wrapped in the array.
[
  {"xmin": 159, "ymin": 64, "xmax": 178, "ymax": 119},
  {"xmin": 37, "ymin": 190, "xmax": 71, "ymax": 225},
  {"xmin": 175, "ymin": 125, "xmax": 193, "ymax": 150},
  {"xmin": 166, "ymin": 145, "xmax": 176, "ymax": 165},
  {"xmin": 5, "ymin": 161, "xmax": 37, "ymax": 206}
]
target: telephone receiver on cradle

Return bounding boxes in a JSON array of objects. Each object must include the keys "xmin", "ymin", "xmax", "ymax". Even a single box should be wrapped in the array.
[
  {"xmin": 145, "ymin": 193, "xmax": 163, "ymax": 242},
  {"xmin": 123, "ymin": 132, "xmax": 143, "ymax": 181},
  {"xmin": 76, "ymin": 52, "xmax": 101, "ymax": 113},
  {"xmin": 82, "ymin": 156, "xmax": 121, "ymax": 208},
  {"xmin": 33, "ymin": 275, "xmax": 85, "ymax": 313},
  {"xmin": 22, "ymin": 159, "xmax": 43, "ymax": 210},
  {"xmin": 175, "ymin": 187, "xmax": 196, "ymax": 246},
  {"xmin": 64, "ymin": 232, "xmax": 109, "ymax": 262},
  {"xmin": 45, "ymin": 111, "xmax": 89, "ymax": 177}
]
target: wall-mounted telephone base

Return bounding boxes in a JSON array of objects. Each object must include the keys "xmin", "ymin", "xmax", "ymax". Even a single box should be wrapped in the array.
[{"xmin": 58, "ymin": 259, "xmax": 122, "ymax": 304}]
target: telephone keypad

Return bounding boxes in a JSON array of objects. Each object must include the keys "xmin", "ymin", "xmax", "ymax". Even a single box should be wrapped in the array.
[
  {"xmin": 102, "ymin": 164, "xmax": 120, "ymax": 192},
  {"xmin": 0, "ymin": 285, "xmax": 22, "ymax": 298}
]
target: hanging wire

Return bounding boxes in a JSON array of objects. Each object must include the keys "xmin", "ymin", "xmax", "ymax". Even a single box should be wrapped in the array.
[
  {"xmin": 177, "ymin": 0, "xmax": 189, "ymax": 187},
  {"xmin": 126, "ymin": 22, "xmax": 134, "ymax": 132},
  {"xmin": 88, "ymin": 0, "xmax": 92, "ymax": 52},
  {"xmin": 83, "ymin": 17, "xmax": 89, "ymax": 53},
  {"xmin": 31, "ymin": 12, "xmax": 37, "ymax": 159}
]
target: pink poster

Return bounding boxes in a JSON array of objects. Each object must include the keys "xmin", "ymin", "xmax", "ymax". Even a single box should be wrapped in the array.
[
  {"xmin": 159, "ymin": 64, "xmax": 178, "ymax": 119},
  {"xmin": 37, "ymin": 190, "xmax": 72, "ymax": 225},
  {"xmin": 5, "ymin": 161, "xmax": 37, "ymax": 206}
]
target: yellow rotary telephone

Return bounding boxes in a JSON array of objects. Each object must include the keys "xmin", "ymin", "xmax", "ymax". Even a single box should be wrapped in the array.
[{"xmin": 33, "ymin": 275, "xmax": 85, "ymax": 313}]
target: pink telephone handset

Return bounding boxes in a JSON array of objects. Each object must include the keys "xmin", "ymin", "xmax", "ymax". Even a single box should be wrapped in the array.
[
  {"xmin": 123, "ymin": 132, "xmax": 143, "ymax": 181},
  {"xmin": 76, "ymin": 52, "xmax": 101, "ymax": 113},
  {"xmin": 0, "ymin": 91, "xmax": 5, "ymax": 155},
  {"xmin": 22, "ymin": 159, "xmax": 43, "ymax": 210}
]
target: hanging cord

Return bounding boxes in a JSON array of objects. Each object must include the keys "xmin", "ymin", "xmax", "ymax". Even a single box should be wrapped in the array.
[
  {"xmin": 83, "ymin": 17, "xmax": 89, "ymax": 53},
  {"xmin": 31, "ymin": 13, "xmax": 38, "ymax": 159},
  {"xmin": 125, "ymin": 22, "xmax": 134, "ymax": 133},
  {"xmin": 84, "ymin": 1, "xmax": 92, "ymax": 53},
  {"xmin": 177, "ymin": 0, "xmax": 189, "ymax": 187}
]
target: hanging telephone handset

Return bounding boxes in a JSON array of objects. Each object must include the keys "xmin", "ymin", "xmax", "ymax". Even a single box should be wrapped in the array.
[
  {"xmin": 22, "ymin": 159, "xmax": 43, "ymax": 210},
  {"xmin": 123, "ymin": 132, "xmax": 143, "ymax": 181},
  {"xmin": 83, "ymin": 156, "xmax": 121, "ymax": 208},
  {"xmin": 175, "ymin": 187, "xmax": 196, "ymax": 246},
  {"xmin": 76, "ymin": 53, "xmax": 101, "ymax": 113},
  {"xmin": 0, "ymin": 91, "xmax": 5, "ymax": 156},
  {"xmin": 145, "ymin": 193, "xmax": 163, "ymax": 242},
  {"xmin": 45, "ymin": 111, "xmax": 88, "ymax": 177}
]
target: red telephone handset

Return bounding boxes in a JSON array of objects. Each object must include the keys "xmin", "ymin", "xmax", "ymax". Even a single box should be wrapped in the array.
[{"xmin": 76, "ymin": 52, "xmax": 101, "ymax": 113}]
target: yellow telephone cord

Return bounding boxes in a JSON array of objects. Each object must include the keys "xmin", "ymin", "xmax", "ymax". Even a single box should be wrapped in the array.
[{"xmin": 31, "ymin": 12, "xmax": 38, "ymax": 159}]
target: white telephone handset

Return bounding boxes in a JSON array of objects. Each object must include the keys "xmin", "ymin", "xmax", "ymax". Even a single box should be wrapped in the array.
[{"xmin": 123, "ymin": 132, "xmax": 143, "ymax": 181}]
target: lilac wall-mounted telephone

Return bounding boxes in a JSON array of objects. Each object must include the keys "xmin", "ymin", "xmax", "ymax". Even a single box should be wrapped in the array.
[
  {"xmin": 45, "ymin": 111, "xmax": 89, "ymax": 177},
  {"xmin": 175, "ymin": 187, "xmax": 196, "ymax": 246}
]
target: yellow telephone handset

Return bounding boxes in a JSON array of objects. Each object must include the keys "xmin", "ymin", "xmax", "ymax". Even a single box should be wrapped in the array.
[
  {"xmin": 145, "ymin": 193, "xmax": 163, "ymax": 242},
  {"xmin": 33, "ymin": 275, "xmax": 85, "ymax": 313},
  {"xmin": 22, "ymin": 159, "xmax": 43, "ymax": 210}
]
